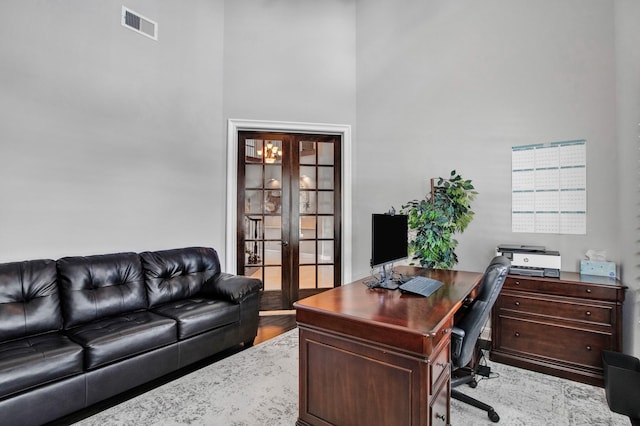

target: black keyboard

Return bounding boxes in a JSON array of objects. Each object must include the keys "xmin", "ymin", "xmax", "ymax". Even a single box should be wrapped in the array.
[{"xmin": 399, "ymin": 276, "xmax": 443, "ymax": 297}]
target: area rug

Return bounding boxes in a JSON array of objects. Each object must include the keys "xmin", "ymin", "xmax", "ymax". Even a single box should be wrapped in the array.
[{"xmin": 75, "ymin": 329, "xmax": 628, "ymax": 425}]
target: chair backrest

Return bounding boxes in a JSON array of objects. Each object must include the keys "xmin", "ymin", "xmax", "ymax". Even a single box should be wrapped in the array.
[{"xmin": 451, "ymin": 255, "xmax": 510, "ymax": 368}]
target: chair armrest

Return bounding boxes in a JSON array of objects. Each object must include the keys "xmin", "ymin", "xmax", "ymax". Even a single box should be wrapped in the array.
[
  {"xmin": 200, "ymin": 273, "xmax": 263, "ymax": 303},
  {"xmin": 451, "ymin": 326, "xmax": 465, "ymax": 363}
]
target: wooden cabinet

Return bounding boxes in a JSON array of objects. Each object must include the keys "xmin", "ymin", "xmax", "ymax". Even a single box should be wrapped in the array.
[{"xmin": 491, "ymin": 273, "xmax": 625, "ymax": 387}]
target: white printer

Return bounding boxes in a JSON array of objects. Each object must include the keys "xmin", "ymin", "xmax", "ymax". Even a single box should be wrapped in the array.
[{"xmin": 496, "ymin": 244, "xmax": 561, "ymax": 278}]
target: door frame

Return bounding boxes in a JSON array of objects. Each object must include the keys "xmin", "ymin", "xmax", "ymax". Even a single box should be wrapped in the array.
[{"xmin": 226, "ymin": 119, "xmax": 353, "ymax": 285}]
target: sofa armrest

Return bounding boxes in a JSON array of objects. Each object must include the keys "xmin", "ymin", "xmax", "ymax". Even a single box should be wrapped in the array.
[{"xmin": 200, "ymin": 273, "xmax": 263, "ymax": 303}]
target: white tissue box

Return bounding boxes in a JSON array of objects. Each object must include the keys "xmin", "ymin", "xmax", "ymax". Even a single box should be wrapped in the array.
[{"xmin": 580, "ymin": 260, "xmax": 616, "ymax": 278}]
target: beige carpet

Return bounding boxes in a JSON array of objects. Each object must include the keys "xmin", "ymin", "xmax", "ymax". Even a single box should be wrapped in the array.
[{"xmin": 74, "ymin": 329, "xmax": 629, "ymax": 425}]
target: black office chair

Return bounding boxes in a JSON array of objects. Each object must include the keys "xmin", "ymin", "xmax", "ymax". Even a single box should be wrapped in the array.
[{"xmin": 450, "ymin": 255, "xmax": 510, "ymax": 423}]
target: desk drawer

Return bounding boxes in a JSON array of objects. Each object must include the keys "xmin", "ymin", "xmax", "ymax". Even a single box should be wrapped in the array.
[
  {"xmin": 430, "ymin": 339, "xmax": 450, "ymax": 393},
  {"xmin": 505, "ymin": 277, "xmax": 618, "ymax": 301},
  {"xmin": 498, "ymin": 293, "xmax": 613, "ymax": 326},
  {"xmin": 429, "ymin": 380, "xmax": 449, "ymax": 426},
  {"xmin": 498, "ymin": 315, "xmax": 612, "ymax": 369}
]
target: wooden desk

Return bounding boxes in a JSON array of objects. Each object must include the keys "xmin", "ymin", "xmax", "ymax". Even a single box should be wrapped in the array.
[{"xmin": 294, "ymin": 266, "xmax": 482, "ymax": 426}]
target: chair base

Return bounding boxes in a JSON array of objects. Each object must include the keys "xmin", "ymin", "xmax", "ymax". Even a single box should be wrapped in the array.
[{"xmin": 451, "ymin": 370, "xmax": 500, "ymax": 423}]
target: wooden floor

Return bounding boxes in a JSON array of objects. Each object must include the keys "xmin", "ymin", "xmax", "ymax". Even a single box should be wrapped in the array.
[{"xmin": 254, "ymin": 311, "xmax": 297, "ymax": 345}]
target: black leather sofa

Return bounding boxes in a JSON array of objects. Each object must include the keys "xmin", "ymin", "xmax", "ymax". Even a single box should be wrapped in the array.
[{"xmin": 0, "ymin": 247, "xmax": 263, "ymax": 426}]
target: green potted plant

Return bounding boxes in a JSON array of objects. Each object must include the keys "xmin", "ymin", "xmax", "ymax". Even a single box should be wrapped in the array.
[{"xmin": 400, "ymin": 170, "xmax": 477, "ymax": 269}]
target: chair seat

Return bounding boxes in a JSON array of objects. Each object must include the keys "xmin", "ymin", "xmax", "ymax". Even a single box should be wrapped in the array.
[
  {"xmin": 152, "ymin": 298, "xmax": 239, "ymax": 339},
  {"xmin": 65, "ymin": 311, "xmax": 177, "ymax": 370},
  {"xmin": 0, "ymin": 332, "xmax": 84, "ymax": 399}
]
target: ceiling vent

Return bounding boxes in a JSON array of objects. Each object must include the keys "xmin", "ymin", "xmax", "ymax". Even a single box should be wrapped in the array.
[{"xmin": 121, "ymin": 6, "xmax": 157, "ymax": 40}]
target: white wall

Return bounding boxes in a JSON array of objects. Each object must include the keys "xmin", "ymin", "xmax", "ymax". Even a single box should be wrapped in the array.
[
  {"xmin": 222, "ymin": 0, "xmax": 356, "ymax": 125},
  {"xmin": 615, "ymin": 0, "xmax": 640, "ymax": 356},
  {"xmin": 0, "ymin": 0, "xmax": 225, "ymax": 260},
  {"xmin": 355, "ymin": 0, "xmax": 637, "ymax": 355},
  {"xmin": 0, "ymin": 0, "xmax": 356, "ymax": 269}
]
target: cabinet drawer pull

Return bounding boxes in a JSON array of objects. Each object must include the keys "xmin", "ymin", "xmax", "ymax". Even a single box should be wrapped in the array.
[
  {"xmin": 515, "ymin": 332, "xmax": 520, "ymax": 337},
  {"xmin": 586, "ymin": 345, "xmax": 592, "ymax": 351},
  {"xmin": 442, "ymin": 328, "xmax": 450, "ymax": 336},
  {"xmin": 586, "ymin": 288, "xmax": 592, "ymax": 293},
  {"xmin": 435, "ymin": 413, "xmax": 446, "ymax": 421},
  {"xmin": 514, "ymin": 280, "xmax": 520, "ymax": 286},
  {"xmin": 514, "ymin": 301, "xmax": 520, "ymax": 307},
  {"xmin": 585, "ymin": 311, "xmax": 592, "ymax": 316}
]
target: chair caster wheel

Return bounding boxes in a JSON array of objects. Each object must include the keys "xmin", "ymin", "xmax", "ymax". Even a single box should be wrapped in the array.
[
  {"xmin": 488, "ymin": 409, "xmax": 500, "ymax": 423},
  {"xmin": 468, "ymin": 379, "xmax": 478, "ymax": 388}
]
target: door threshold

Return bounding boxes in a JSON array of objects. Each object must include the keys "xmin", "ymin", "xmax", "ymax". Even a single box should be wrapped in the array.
[{"xmin": 259, "ymin": 309, "xmax": 296, "ymax": 316}]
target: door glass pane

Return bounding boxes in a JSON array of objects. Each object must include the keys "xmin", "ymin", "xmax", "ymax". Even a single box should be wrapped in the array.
[
  {"xmin": 300, "ymin": 216, "xmax": 316, "ymax": 239},
  {"xmin": 300, "ymin": 191, "xmax": 316, "ymax": 213},
  {"xmin": 245, "ymin": 240, "xmax": 262, "ymax": 266},
  {"xmin": 300, "ymin": 167, "xmax": 316, "ymax": 188},
  {"xmin": 318, "ymin": 265, "xmax": 334, "ymax": 288},
  {"xmin": 299, "ymin": 241, "xmax": 316, "ymax": 264},
  {"xmin": 262, "ymin": 140, "xmax": 283, "ymax": 164},
  {"xmin": 300, "ymin": 141, "xmax": 316, "ymax": 164},
  {"xmin": 318, "ymin": 142, "xmax": 334, "ymax": 165},
  {"xmin": 245, "ymin": 139, "xmax": 263, "ymax": 163},
  {"xmin": 299, "ymin": 265, "xmax": 316, "ymax": 289},
  {"xmin": 264, "ymin": 215, "xmax": 281, "ymax": 239},
  {"xmin": 265, "ymin": 191, "xmax": 281, "ymax": 214},
  {"xmin": 245, "ymin": 190, "xmax": 263, "ymax": 214},
  {"xmin": 318, "ymin": 216, "xmax": 333, "ymax": 238},
  {"xmin": 318, "ymin": 167, "xmax": 333, "ymax": 190},
  {"xmin": 263, "ymin": 266, "xmax": 281, "ymax": 291},
  {"xmin": 317, "ymin": 191, "xmax": 333, "ymax": 214},
  {"xmin": 245, "ymin": 164, "xmax": 262, "ymax": 188},
  {"xmin": 265, "ymin": 166, "xmax": 282, "ymax": 186},
  {"xmin": 264, "ymin": 241, "xmax": 281, "ymax": 265},
  {"xmin": 318, "ymin": 241, "xmax": 334, "ymax": 264}
]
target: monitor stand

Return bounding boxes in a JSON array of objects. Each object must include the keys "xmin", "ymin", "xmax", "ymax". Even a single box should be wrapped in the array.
[{"xmin": 371, "ymin": 264, "xmax": 399, "ymax": 290}]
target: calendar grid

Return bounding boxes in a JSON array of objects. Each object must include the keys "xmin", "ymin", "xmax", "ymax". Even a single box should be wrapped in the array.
[{"xmin": 512, "ymin": 140, "xmax": 586, "ymax": 234}]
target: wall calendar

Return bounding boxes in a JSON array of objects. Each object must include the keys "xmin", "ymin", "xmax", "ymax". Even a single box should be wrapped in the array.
[{"xmin": 511, "ymin": 140, "xmax": 586, "ymax": 234}]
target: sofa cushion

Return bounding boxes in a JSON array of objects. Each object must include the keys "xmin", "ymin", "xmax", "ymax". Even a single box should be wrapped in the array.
[
  {"xmin": 57, "ymin": 252, "xmax": 148, "ymax": 328},
  {"xmin": 0, "ymin": 259, "xmax": 63, "ymax": 341},
  {"xmin": 141, "ymin": 247, "xmax": 221, "ymax": 308},
  {"xmin": 0, "ymin": 332, "xmax": 84, "ymax": 399},
  {"xmin": 152, "ymin": 298, "xmax": 239, "ymax": 339},
  {"xmin": 65, "ymin": 311, "xmax": 177, "ymax": 370}
]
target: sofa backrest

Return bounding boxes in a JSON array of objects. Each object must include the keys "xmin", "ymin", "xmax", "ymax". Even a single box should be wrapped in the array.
[
  {"xmin": 140, "ymin": 247, "xmax": 221, "ymax": 308},
  {"xmin": 0, "ymin": 259, "xmax": 63, "ymax": 341},
  {"xmin": 57, "ymin": 252, "xmax": 148, "ymax": 328}
]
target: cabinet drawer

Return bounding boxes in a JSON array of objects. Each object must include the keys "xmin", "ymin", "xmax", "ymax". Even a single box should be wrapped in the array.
[
  {"xmin": 430, "ymin": 339, "xmax": 450, "ymax": 393},
  {"xmin": 497, "ymin": 293, "xmax": 613, "ymax": 326},
  {"xmin": 505, "ymin": 277, "xmax": 619, "ymax": 301},
  {"xmin": 498, "ymin": 315, "xmax": 612, "ymax": 369},
  {"xmin": 429, "ymin": 380, "xmax": 449, "ymax": 426}
]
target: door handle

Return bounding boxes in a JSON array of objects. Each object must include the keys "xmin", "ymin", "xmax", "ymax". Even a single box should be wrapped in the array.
[{"xmin": 282, "ymin": 241, "xmax": 289, "ymax": 247}]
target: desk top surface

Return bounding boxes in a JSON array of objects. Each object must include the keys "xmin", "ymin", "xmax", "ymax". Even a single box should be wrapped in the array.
[{"xmin": 294, "ymin": 266, "xmax": 482, "ymax": 342}]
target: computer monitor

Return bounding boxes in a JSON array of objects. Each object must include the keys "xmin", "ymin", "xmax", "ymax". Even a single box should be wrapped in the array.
[{"xmin": 370, "ymin": 213, "xmax": 408, "ymax": 289}]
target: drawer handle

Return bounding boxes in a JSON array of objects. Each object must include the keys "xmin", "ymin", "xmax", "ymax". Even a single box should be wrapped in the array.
[
  {"xmin": 586, "ymin": 345, "xmax": 592, "ymax": 351},
  {"xmin": 435, "ymin": 413, "xmax": 446, "ymax": 421},
  {"xmin": 515, "ymin": 332, "xmax": 520, "ymax": 337},
  {"xmin": 586, "ymin": 311, "xmax": 592, "ymax": 316},
  {"xmin": 586, "ymin": 288, "xmax": 592, "ymax": 293},
  {"xmin": 514, "ymin": 301, "xmax": 520, "ymax": 307},
  {"xmin": 514, "ymin": 281, "xmax": 520, "ymax": 285},
  {"xmin": 436, "ymin": 362, "xmax": 448, "ymax": 368},
  {"xmin": 442, "ymin": 328, "xmax": 450, "ymax": 336}
]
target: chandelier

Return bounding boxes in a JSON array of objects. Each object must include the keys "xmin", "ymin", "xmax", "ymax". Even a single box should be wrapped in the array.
[{"xmin": 257, "ymin": 141, "xmax": 282, "ymax": 163}]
